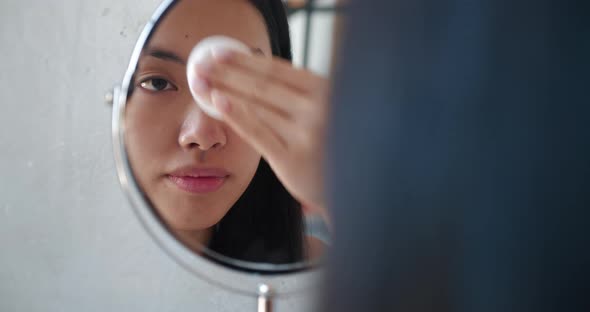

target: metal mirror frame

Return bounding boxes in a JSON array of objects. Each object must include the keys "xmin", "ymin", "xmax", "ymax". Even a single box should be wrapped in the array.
[{"xmin": 111, "ymin": 0, "xmax": 322, "ymax": 298}]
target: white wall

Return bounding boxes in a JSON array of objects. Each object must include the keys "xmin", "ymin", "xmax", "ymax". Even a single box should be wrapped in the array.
[{"xmin": 0, "ymin": 1, "xmax": 320, "ymax": 311}]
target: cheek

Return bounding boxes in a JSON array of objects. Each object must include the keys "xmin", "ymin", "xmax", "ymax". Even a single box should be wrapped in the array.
[
  {"xmin": 225, "ymin": 129, "xmax": 261, "ymax": 172},
  {"xmin": 125, "ymin": 96, "xmax": 180, "ymax": 176}
]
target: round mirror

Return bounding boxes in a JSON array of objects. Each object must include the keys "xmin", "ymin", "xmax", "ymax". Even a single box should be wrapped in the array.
[{"xmin": 111, "ymin": 0, "xmax": 341, "ymax": 299}]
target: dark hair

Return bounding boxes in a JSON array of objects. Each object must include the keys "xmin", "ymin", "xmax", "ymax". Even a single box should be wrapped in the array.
[{"xmin": 206, "ymin": 0, "xmax": 305, "ymax": 264}]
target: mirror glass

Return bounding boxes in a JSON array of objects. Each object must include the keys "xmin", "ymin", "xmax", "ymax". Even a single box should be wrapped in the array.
[{"xmin": 121, "ymin": 0, "xmax": 341, "ymax": 272}]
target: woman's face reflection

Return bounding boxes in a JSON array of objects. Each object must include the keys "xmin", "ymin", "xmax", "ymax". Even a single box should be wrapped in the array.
[{"xmin": 125, "ymin": 0, "xmax": 272, "ymax": 243}]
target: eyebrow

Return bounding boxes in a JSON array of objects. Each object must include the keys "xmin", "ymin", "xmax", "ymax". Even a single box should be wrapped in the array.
[
  {"xmin": 144, "ymin": 46, "xmax": 264, "ymax": 65},
  {"xmin": 251, "ymin": 47, "xmax": 264, "ymax": 55},
  {"xmin": 144, "ymin": 48, "xmax": 186, "ymax": 65}
]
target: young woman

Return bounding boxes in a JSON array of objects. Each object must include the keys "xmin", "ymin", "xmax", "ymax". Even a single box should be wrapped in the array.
[{"xmin": 125, "ymin": 0, "xmax": 330, "ymax": 264}]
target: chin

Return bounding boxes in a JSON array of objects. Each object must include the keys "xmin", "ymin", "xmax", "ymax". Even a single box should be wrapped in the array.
[
  {"xmin": 164, "ymin": 216, "xmax": 217, "ymax": 232},
  {"xmin": 158, "ymin": 202, "xmax": 230, "ymax": 232}
]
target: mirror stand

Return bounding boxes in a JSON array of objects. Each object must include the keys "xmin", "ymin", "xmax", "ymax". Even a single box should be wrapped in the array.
[{"xmin": 257, "ymin": 284, "xmax": 273, "ymax": 312}]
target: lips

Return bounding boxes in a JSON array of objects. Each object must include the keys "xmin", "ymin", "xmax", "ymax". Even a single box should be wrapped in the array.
[{"xmin": 167, "ymin": 168, "xmax": 229, "ymax": 194}]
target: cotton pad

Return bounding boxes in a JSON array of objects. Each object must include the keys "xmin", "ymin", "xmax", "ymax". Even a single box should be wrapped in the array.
[{"xmin": 186, "ymin": 36, "xmax": 252, "ymax": 120}]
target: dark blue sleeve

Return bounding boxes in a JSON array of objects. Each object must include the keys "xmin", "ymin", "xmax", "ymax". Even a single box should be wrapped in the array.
[{"xmin": 323, "ymin": 1, "xmax": 590, "ymax": 311}]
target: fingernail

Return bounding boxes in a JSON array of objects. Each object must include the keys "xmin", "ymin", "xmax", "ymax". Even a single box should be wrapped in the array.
[
  {"xmin": 212, "ymin": 48, "xmax": 234, "ymax": 62},
  {"xmin": 193, "ymin": 77, "xmax": 209, "ymax": 93},
  {"xmin": 211, "ymin": 90, "xmax": 230, "ymax": 113}
]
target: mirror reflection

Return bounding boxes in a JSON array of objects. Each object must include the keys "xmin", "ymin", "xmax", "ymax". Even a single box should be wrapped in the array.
[{"xmin": 123, "ymin": 0, "xmax": 335, "ymax": 270}]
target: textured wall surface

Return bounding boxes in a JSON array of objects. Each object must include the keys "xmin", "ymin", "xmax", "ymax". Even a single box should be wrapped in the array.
[{"xmin": 0, "ymin": 1, "xmax": 320, "ymax": 311}]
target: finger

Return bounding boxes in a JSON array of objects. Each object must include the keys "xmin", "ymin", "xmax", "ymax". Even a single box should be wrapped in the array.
[
  {"xmin": 197, "ymin": 62, "xmax": 313, "ymax": 118},
  {"xmin": 215, "ymin": 51, "xmax": 320, "ymax": 94},
  {"xmin": 210, "ymin": 89, "xmax": 287, "ymax": 158},
  {"xmin": 217, "ymin": 88, "xmax": 298, "ymax": 142}
]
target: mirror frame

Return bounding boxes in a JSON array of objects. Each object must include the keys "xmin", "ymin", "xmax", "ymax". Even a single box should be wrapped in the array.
[{"xmin": 111, "ymin": 0, "xmax": 322, "ymax": 297}]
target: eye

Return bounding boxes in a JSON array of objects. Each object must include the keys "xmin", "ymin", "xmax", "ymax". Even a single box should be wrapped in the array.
[{"xmin": 139, "ymin": 77, "xmax": 177, "ymax": 92}]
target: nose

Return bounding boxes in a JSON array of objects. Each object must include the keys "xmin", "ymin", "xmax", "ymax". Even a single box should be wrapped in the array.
[{"xmin": 178, "ymin": 105, "xmax": 226, "ymax": 151}]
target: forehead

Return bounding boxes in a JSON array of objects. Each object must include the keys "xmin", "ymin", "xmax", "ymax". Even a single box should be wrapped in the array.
[{"xmin": 146, "ymin": 0, "xmax": 271, "ymax": 59}]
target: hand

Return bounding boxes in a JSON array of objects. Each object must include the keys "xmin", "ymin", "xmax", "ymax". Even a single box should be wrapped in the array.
[{"xmin": 194, "ymin": 51, "xmax": 330, "ymax": 218}]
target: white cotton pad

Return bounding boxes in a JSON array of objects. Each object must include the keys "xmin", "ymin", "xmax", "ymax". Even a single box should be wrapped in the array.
[{"xmin": 186, "ymin": 36, "xmax": 252, "ymax": 120}]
